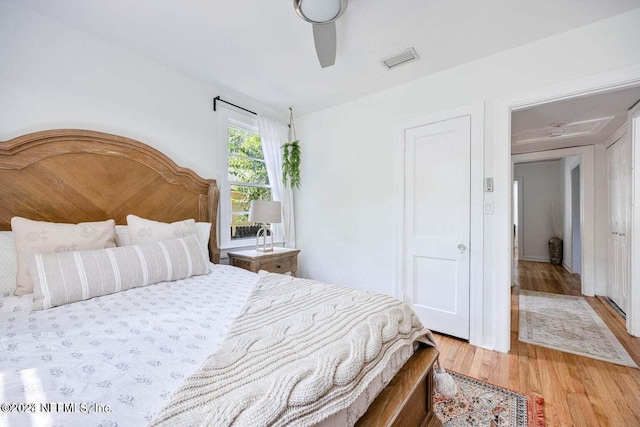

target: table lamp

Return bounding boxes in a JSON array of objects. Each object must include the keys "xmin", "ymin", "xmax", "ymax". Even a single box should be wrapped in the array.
[{"xmin": 249, "ymin": 200, "xmax": 282, "ymax": 252}]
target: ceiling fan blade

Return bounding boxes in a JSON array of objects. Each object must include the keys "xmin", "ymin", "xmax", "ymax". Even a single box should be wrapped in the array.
[{"xmin": 312, "ymin": 22, "xmax": 337, "ymax": 68}]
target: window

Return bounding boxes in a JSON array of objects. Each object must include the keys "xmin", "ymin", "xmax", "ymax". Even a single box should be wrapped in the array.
[
  {"xmin": 227, "ymin": 125, "xmax": 271, "ymax": 238},
  {"xmin": 219, "ymin": 109, "xmax": 273, "ymax": 248}
]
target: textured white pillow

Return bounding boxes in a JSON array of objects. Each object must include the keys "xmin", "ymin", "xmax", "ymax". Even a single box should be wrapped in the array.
[
  {"xmin": 0, "ymin": 232, "xmax": 18, "ymax": 297},
  {"xmin": 127, "ymin": 215, "xmax": 196, "ymax": 243},
  {"xmin": 115, "ymin": 224, "xmax": 130, "ymax": 247},
  {"xmin": 125, "ymin": 215, "xmax": 211, "ymax": 260},
  {"xmin": 30, "ymin": 235, "xmax": 209, "ymax": 310},
  {"xmin": 195, "ymin": 222, "xmax": 212, "ymax": 259},
  {"xmin": 11, "ymin": 217, "xmax": 117, "ymax": 296}
]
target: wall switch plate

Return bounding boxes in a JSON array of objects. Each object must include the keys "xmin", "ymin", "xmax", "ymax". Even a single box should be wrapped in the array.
[{"xmin": 484, "ymin": 201, "xmax": 494, "ymax": 214}]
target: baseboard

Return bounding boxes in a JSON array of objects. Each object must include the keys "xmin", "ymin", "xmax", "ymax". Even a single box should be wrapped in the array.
[
  {"xmin": 562, "ymin": 262, "xmax": 573, "ymax": 274},
  {"xmin": 521, "ymin": 256, "xmax": 550, "ymax": 263}
]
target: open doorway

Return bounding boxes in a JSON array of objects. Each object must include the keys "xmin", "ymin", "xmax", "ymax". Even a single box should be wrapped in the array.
[
  {"xmin": 507, "ymin": 90, "xmax": 640, "ymax": 368},
  {"xmin": 513, "ymin": 160, "xmax": 563, "ymax": 264},
  {"xmin": 511, "ymin": 156, "xmax": 583, "ymax": 295},
  {"xmin": 494, "ymin": 65, "xmax": 640, "ymax": 353},
  {"xmin": 511, "ymin": 177, "xmax": 523, "ymax": 286}
]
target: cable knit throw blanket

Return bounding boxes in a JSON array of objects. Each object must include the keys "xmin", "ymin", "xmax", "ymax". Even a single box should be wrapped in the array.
[{"xmin": 150, "ymin": 273, "xmax": 436, "ymax": 427}]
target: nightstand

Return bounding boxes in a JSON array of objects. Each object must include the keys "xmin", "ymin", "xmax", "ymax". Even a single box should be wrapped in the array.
[{"xmin": 227, "ymin": 247, "xmax": 300, "ymax": 276}]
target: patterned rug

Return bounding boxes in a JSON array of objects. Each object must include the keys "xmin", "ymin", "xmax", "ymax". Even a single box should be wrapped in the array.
[
  {"xmin": 434, "ymin": 371, "xmax": 544, "ymax": 426},
  {"xmin": 519, "ymin": 290, "xmax": 637, "ymax": 367}
]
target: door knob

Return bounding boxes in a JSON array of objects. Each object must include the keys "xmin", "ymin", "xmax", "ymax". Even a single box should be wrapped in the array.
[{"xmin": 458, "ymin": 244, "xmax": 466, "ymax": 253}]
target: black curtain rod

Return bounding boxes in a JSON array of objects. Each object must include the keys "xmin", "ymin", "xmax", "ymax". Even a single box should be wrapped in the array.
[{"xmin": 213, "ymin": 96, "xmax": 256, "ymax": 115}]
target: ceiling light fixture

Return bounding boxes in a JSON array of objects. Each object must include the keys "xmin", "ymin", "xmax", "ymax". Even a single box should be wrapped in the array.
[{"xmin": 294, "ymin": 0, "xmax": 348, "ymax": 68}]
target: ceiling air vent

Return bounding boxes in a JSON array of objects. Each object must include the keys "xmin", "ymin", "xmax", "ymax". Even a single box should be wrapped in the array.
[{"xmin": 382, "ymin": 47, "xmax": 419, "ymax": 70}]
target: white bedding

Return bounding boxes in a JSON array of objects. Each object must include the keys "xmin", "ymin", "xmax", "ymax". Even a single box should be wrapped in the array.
[
  {"xmin": 0, "ymin": 264, "xmax": 257, "ymax": 427},
  {"xmin": 0, "ymin": 265, "xmax": 416, "ymax": 427}
]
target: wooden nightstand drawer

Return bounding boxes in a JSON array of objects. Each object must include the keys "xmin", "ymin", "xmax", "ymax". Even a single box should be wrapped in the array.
[
  {"xmin": 231, "ymin": 258, "xmax": 256, "ymax": 272},
  {"xmin": 260, "ymin": 258, "xmax": 295, "ymax": 275},
  {"xmin": 227, "ymin": 248, "xmax": 300, "ymax": 276}
]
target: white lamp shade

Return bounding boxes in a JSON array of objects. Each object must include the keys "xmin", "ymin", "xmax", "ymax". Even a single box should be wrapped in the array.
[{"xmin": 249, "ymin": 200, "xmax": 282, "ymax": 224}]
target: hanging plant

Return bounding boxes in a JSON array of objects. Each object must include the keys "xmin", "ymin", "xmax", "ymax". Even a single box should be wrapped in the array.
[{"xmin": 282, "ymin": 107, "xmax": 301, "ymax": 189}]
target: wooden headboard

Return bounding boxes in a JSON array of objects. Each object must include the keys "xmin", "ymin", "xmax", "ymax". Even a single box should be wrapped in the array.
[{"xmin": 0, "ymin": 129, "xmax": 220, "ymax": 263}]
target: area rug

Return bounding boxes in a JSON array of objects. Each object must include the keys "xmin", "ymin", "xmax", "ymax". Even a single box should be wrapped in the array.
[
  {"xmin": 434, "ymin": 371, "xmax": 544, "ymax": 426},
  {"xmin": 519, "ymin": 290, "xmax": 637, "ymax": 368}
]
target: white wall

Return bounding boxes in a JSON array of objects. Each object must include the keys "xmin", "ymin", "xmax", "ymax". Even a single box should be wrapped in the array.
[
  {"xmin": 514, "ymin": 161, "xmax": 564, "ymax": 263},
  {"xmin": 295, "ymin": 8, "xmax": 640, "ymax": 349},
  {"xmin": 0, "ymin": 0, "xmax": 285, "ymax": 182},
  {"xmin": 562, "ymin": 156, "xmax": 582, "ymax": 271}
]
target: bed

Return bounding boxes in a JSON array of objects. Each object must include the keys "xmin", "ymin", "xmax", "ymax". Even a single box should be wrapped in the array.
[{"xmin": 0, "ymin": 129, "xmax": 440, "ymax": 427}]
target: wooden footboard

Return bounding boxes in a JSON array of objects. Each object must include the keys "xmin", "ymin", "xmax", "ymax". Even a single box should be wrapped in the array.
[{"xmin": 356, "ymin": 344, "xmax": 441, "ymax": 427}]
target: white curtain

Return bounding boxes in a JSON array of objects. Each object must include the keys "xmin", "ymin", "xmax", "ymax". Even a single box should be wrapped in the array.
[{"xmin": 257, "ymin": 115, "xmax": 296, "ymax": 248}]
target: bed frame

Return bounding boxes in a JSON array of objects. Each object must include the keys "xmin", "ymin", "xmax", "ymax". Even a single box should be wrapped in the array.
[
  {"xmin": 0, "ymin": 129, "xmax": 220, "ymax": 262},
  {"xmin": 0, "ymin": 129, "xmax": 440, "ymax": 427}
]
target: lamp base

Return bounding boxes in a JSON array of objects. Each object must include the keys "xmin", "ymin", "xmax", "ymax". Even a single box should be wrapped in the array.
[{"xmin": 255, "ymin": 225, "xmax": 274, "ymax": 252}]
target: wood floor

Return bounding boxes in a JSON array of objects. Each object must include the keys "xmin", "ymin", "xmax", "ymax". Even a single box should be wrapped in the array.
[{"xmin": 433, "ymin": 260, "xmax": 640, "ymax": 426}]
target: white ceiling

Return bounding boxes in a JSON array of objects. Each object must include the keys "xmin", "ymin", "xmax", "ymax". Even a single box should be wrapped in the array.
[
  {"xmin": 11, "ymin": 0, "xmax": 640, "ymax": 116},
  {"xmin": 512, "ymin": 86, "xmax": 640, "ymax": 153}
]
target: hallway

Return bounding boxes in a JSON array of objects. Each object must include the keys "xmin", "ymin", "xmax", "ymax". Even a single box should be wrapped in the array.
[
  {"xmin": 514, "ymin": 260, "xmax": 581, "ymax": 296},
  {"xmin": 515, "ymin": 260, "xmax": 634, "ymax": 358},
  {"xmin": 434, "ymin": 260, "xmax": 640, "ymax": 426}
]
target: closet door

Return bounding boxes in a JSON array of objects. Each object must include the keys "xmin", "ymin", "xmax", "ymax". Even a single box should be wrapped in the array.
[
  {"xmin": 618, "ymin": 133, "xmax": 631, "ymax": 314},
  {"xmin": 607, "ymin": 134, "xmax": 630, "ymax": 313}
]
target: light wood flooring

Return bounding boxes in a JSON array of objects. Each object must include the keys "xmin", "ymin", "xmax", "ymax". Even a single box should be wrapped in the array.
[{"xmin": 433, "ymin": 260, "xmax": 640, "ymax": 426}]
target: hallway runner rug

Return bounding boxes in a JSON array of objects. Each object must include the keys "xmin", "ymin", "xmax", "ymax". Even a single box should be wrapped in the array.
[
  {"xmin": 434, "ymin": 371, "xmax": 545, "ymax": 426},
  {"xmin": 519, "ymin": 290, "xmax": 637, "ymax": 367}
]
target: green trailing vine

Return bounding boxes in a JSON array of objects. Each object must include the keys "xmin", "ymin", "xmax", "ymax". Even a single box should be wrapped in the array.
[
  {"xmin": 282, "ymin": 140, "xmax": 301, "ymax": 189},
  {"xmin": 282, "ymin": 107, "xmax": 301, "ymax": 189}
]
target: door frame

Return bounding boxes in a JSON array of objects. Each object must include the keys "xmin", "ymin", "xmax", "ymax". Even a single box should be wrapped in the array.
[
  {"xmin": 494, "ymin": 64, "xmax": 640, "ymax": 352},
  {"xmin": 513, "ymin": 175, "xmax": 524, "ymax": 283},
  {"xmin": 512, "ymin": 146, "xmax": 594, "ymax": 295},
  {"xmin": 394, "ymin": 101, "xmax": 484, "ymax": 346},
  {"xmin": 629, "ymin": 101, "xmax": 640, "ymax": 333},
  {"xmin": 571, "ymin": 164, "xmax": 582, "ymax": 275}
]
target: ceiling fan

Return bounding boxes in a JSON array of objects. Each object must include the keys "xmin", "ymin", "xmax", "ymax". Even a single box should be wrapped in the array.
[{"xmin": 294, "ymin": 0, "xmax": 348, "ymax": 68}]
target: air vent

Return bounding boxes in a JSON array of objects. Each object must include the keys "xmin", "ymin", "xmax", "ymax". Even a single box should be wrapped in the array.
[{"xmin": 382, "ymin": 47, "xmax": 419, "ymax": 70}]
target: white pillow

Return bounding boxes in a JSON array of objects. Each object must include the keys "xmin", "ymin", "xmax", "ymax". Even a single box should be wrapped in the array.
[
  {"xmin": 124, "ymin": 215, "xmax": 211, "ymax": 260},
  {"xmin": 127, "ymin": 215, "xmax": 196, "ymax": 245},
  {"xmin": 30, "ymin": 235, "xmax": 209, "ymax": 311},
  {"xmin": 0, "ymin": 231, "xmax": 18, "ymax": 297},
  {"xmin": 115, "ymin": 224, "xmax": 130, "ymax": 247},
  {"xmin": 11, "ymin": 217, "xmax": 117, "ymax": 296},
  {"xmin": 195, "ymin": 222, "xmax": 212, "ymax": 259}
]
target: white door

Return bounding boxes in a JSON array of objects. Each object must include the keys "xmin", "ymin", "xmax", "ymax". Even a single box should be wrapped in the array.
[
  {"xmin": 403, "ymin": 116, "xmax": 470, "ymax": 339},
  {"xmin": 607, "ymin": 134, "xmax": 630, "ymax": 313}
]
